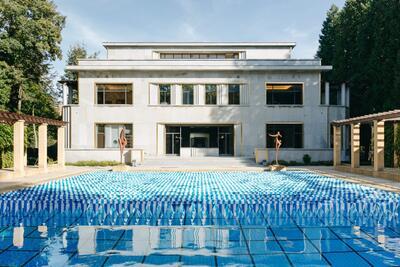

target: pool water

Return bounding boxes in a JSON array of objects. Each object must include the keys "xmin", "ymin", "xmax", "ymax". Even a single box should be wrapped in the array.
[{"xmin": 0, "ymin": 171, "xmax": 399, "ymax": 266}]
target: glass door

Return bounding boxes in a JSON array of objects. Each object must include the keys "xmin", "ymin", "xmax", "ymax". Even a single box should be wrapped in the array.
[
  {"xmin": 218, "ymin": 126, "xmax": 233, "ymax": 156},
  {"xmin": 166, "ymin": 126, "xmax": 181, "ymax": 155}
]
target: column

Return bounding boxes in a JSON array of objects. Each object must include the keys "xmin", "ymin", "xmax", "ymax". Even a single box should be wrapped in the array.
[
  {"xmin": 157, "ymin": 124, "xmax": 165, "ymax": 155},
  {"xmin": 175, "ymin": 85, "xmax": 182, "ymax": 105},
  {"xmin": 62, "ymin": 82, "xmax": 69, "ymax": 105},
  {"xmin": 341, "ymin": 83, "xmax": 346, "ymax": 106},
  {"xmin": 220, "ymin": 84, "xmax": 229, "ymax": 105},
  {"xmin": 198, "ymin": 84, "xmax": 205, "ymax": 105},
  {"xmin": 38, "ymin": 123, "xmax": 48, "ymax": 171},
  {"xmin": 13, "ymin": 120, "xmax": 25, "ymax": 175},
  {"xmin": 346, "ymin": 86, "xmax": 350, "ymax": 107},
  {"xmin": 325, "ymin": 82, "xmax": 330, "ymax": 105},
  {"xmin": 395, "ymin": 123, "xmax": 399, "ymax": 167},
  {"xmin": 373, "ymin": 120, "xmax": 385, "ymax": 171},
  {"xmin": 351, "ymin": 123, "xmax": 360, "ymax": 168},
  {"xmin": 58, "ymin": 126, "xmax": 65, "ymax": 168},
  {"xmin": 333, "ymin": 125, "xmax": 341, "ymax": 166}
]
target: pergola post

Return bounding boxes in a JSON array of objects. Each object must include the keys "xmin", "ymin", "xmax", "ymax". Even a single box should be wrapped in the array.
[
  {"xmin": 57, "ymin": 126, "xmax": 65, "ymax": 167},
  {"xmin": 373, "ymin": 120, "xmax": 385, "ymax": 171},
  {"xmin": 333, "ymin": 125, "xmax": 342, "ymax": 166},
  {"xmin": 38, "ymin": 123, "xmax": 48, "ymax": 171},
  {"xmin": 351, "ymin": 123, "xmax": 360, "ymax": 168},
  {"xmin": 13, "ymin": 120, "xmax": 25, "ymax": 175},
  {"xmin": 394, "ymin": 123, "xmax": 399, "ymax": 167}
]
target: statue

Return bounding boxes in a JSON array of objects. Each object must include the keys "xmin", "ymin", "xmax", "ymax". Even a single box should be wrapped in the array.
[
  {"xmin": 269, "ymin": 131, "xmax": 282, "ymax": 165},
  {"xmin": 118, "ymin": 128, "xmax": 128, "ymax": 164}
]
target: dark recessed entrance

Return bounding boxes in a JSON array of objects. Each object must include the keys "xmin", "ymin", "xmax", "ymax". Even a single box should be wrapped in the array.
[{"xmin": 165, "ymin": 125, "xmax": 234, "ymax": 156}]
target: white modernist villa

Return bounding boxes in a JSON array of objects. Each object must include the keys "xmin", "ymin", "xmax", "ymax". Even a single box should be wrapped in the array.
[{"xmin": 62, "ymin": 42, "xmax": 348, "ymax": 163}]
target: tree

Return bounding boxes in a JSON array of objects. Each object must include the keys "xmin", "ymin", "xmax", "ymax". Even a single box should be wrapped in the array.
[
  {"xmin": 317, "ymin": 0, "xmax": 400, "ymax": 116},
  {"xmin": 316, "ymin": 5, "xmax": 340, "ymax": 82},
  {"xmin": 0, "ymin": 0, "xmax": 65, "ymax": 113},
  {"xmin": 0, "ymin": 0, "xmax": 65, "ymax": 167},
  {"xmin": 60, "ymin": 43, "xmax": 98, "ymax": 103},
  {"xmin": 62, "ymin": 43, "xmax": 98, "ymax": 81}
]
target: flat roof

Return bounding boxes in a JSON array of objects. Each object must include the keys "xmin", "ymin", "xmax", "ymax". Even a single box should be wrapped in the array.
[{"xmin": 103, "ymin": 42, "xmax": 297, "ymax": 48}]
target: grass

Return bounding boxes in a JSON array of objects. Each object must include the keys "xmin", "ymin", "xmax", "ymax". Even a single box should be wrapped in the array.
[{"xmin": 66, "ymin": 160, "xmax": 121, "ymax": 167}]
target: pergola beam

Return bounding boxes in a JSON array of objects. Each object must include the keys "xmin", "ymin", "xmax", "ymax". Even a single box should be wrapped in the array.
[
  {"xmin": 0, "ymin": 111, "xmax": 67, "ymax": 126},
  {"xmin": 332, "ymin": 109, "xmax": 400, "ymax": 126}
]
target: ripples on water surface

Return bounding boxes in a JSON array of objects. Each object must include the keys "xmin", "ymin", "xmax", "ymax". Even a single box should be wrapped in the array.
[{"xmin": 0, "ymin": 171, "xmax": 399, "ymax": 266}]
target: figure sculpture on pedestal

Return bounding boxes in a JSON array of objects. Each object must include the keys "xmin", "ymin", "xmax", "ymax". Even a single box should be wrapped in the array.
[
  {"xmin": 118, "ymin": 128, "xmax": 128, "ymax": 164},
  {"xmin": 269, "ymin": 131, "xmax": 282, "ymax": 165}
]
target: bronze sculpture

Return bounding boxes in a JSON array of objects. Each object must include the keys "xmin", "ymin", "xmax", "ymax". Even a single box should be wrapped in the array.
[
  {"xmin": 118, "ymin": 127, "xmax": 128, "ymax": 163},
  {"xmin": 269, "ymin": 131, "xmax": 282, "ymax": 165}
]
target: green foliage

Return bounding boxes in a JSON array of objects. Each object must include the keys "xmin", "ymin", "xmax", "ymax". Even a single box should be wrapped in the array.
[
  {"xmin": 59, "ymin": 43, "xmax": 98, "ymax": 103},
  {"xmin": 395, "ymin": 125, "xmax": 400, "ymax": 168},
  {"xmin": 302, "ymin": 154, "xmax": 312, "ymax": 165},
  {"xmin": 0, "ymin": 0, "xmax": 64, "ymax": 167},
  {"xmin": 384, "ymin": 124, "xmax": 394, "ymax": 167},
  {"xmin": 66, "ymin": 160, "xmax": 121, "ymax": 167},
  {"xmin": 0, "ymin": 150, "xmax": 12, "ymax": 169},
  {"xmin": 0, "ymin": 0, "xmax": 65, "ymax": 112},
  {"xmin": 62, "ymin": 43, "xmax": 98, "ymax": 81},
  {"xmin": 318, "ymin": 0, "xmax": 400, "ymax": 116}
]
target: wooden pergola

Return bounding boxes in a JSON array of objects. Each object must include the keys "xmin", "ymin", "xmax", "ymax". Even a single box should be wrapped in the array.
[
  {"xmin": 331, "ymin": 109, "xmax": 400, "ymax": 175},
  {"xmin": 0, "ymin": 111, "xmax": 67, "ymax": 176}
]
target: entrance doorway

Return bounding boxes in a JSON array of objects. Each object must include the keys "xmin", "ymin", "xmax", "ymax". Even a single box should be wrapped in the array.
[
  {"xmin": 165, "ymin": 125, "xmax": 234, "ymax": 156},
  {"xmin": 166, "ymin": 126, "xmax": 181, "ymax": 155},
  {"xmin": 218, "ymin": 126, "xmax": 233, "ymax": 155}
]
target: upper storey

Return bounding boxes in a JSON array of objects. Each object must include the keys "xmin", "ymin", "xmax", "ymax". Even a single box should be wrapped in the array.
[{"xmin": 103, "ymin": 42, "xmax": 296, "ymax": 60}]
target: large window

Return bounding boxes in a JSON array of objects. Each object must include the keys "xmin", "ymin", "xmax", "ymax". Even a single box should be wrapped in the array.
[
  {"xmin": 228, "ymin": 84, "xmax": 240, "ymax": 105},
  {"xmin": 182, "ymin": 84, "xmax": 194, "ymax": 105},
  {"xmin": 266, "ymin": 83, "xmax": 303, "ymax": 105},
  {"xmin": 96, "ymin": 124, "xmax": 133, "ymax": 148},
  {"xmin": 205, "ymin": 84, "xmax": 217, "ymax": 105},
  {"xmin": 96, "ymin": 84, "xmax": 132, "ymax": 105},
  {"xmin": 266, "ymin": 124, "xmax": 303, "ymax": 148},
  {"xmin": 159, "ymin": 84, "xmax": 171, "ymax": 105}
]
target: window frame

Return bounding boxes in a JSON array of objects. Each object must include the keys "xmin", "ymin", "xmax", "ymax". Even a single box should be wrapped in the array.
[
  {"xmin": 228, "ymin": 84, "xmax": 241, "ymax": 105},
  {"xmin": 159, "ymin": 84, "xmax": 172, "ymax": 105},
  {"xmin": 265, "ymin": 123, "xmax": 304, "ymax": 149},
  {"xmin": 95, "ymin": 123, "xmax": 133, "ymax": 149},
  {"xmin": 205, "ymin": 84, "xmax": 217, "ymax": 105},
  {"xmin": 95, "ymin": 83, "xmax": 133, "ymax": 106},
  {"xmin": 265, "ymin": 82, "xmax": 304, "ymax": 106},
  {"xmin": 182, "ymin": 84, "xmax": 194, "ymax": 105}
]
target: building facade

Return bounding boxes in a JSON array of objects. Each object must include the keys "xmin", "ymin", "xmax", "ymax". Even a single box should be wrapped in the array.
[{"xmin": 63, "ymin": 42, "xmax": 348, "ymax": 163}]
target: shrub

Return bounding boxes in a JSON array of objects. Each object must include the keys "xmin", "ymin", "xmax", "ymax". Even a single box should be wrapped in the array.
[
  {"xmin": 303, "ymin": 154, "xmax": 312, "ymax": 165},
  {"xmin": 66, "ymin": 160, "xmax": 121, "ymax": 167},
  {"xmin": 395, "ymin": 125, "xmax": 400, "ymax": 168}
]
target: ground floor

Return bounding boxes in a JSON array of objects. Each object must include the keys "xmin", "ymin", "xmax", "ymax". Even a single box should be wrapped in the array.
[{"xmin": 65, "ymin": 121, "xmax": 336, "ymax": 164}]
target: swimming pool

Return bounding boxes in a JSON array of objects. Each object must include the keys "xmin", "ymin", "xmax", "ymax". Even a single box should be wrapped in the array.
[{"xmin": 0, "ymin": 171, "xmax": 399, "ymax": 266}]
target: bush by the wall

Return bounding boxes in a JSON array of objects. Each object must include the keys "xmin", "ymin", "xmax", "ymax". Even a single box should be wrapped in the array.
[
  {"xmin": 395, "ymin": 125, "xmax": 400, "ymax": 168},
  {"xmin": 303, "ymin": 154, "xmax": 312, "ymax": 165},
  {"xmin": 66, "ymin": 160, "xmax": 121, "ymax": 167},
  {"xmin": 0, "ymin": 151, "xmax": 13, "ymax": 169}
]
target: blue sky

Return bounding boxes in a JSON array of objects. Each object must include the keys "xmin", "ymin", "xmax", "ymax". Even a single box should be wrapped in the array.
[{"xmin": 53, "ymin": 0, "xmax": 345, "ymax": 76}]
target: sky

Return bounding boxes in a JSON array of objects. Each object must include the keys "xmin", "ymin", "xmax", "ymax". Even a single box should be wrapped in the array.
[{"xmin": 52, "ymin": 0, "xmax": 346, "ymax": 76}]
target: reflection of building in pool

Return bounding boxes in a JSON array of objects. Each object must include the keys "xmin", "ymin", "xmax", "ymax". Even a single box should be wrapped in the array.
[
  {"xmin": 62, "ymin": 42, "xmax": 347, "ymax": 163},
  {"xmin": 75, "ymin": 226, "xmax": 236, "ymax": 256}
]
